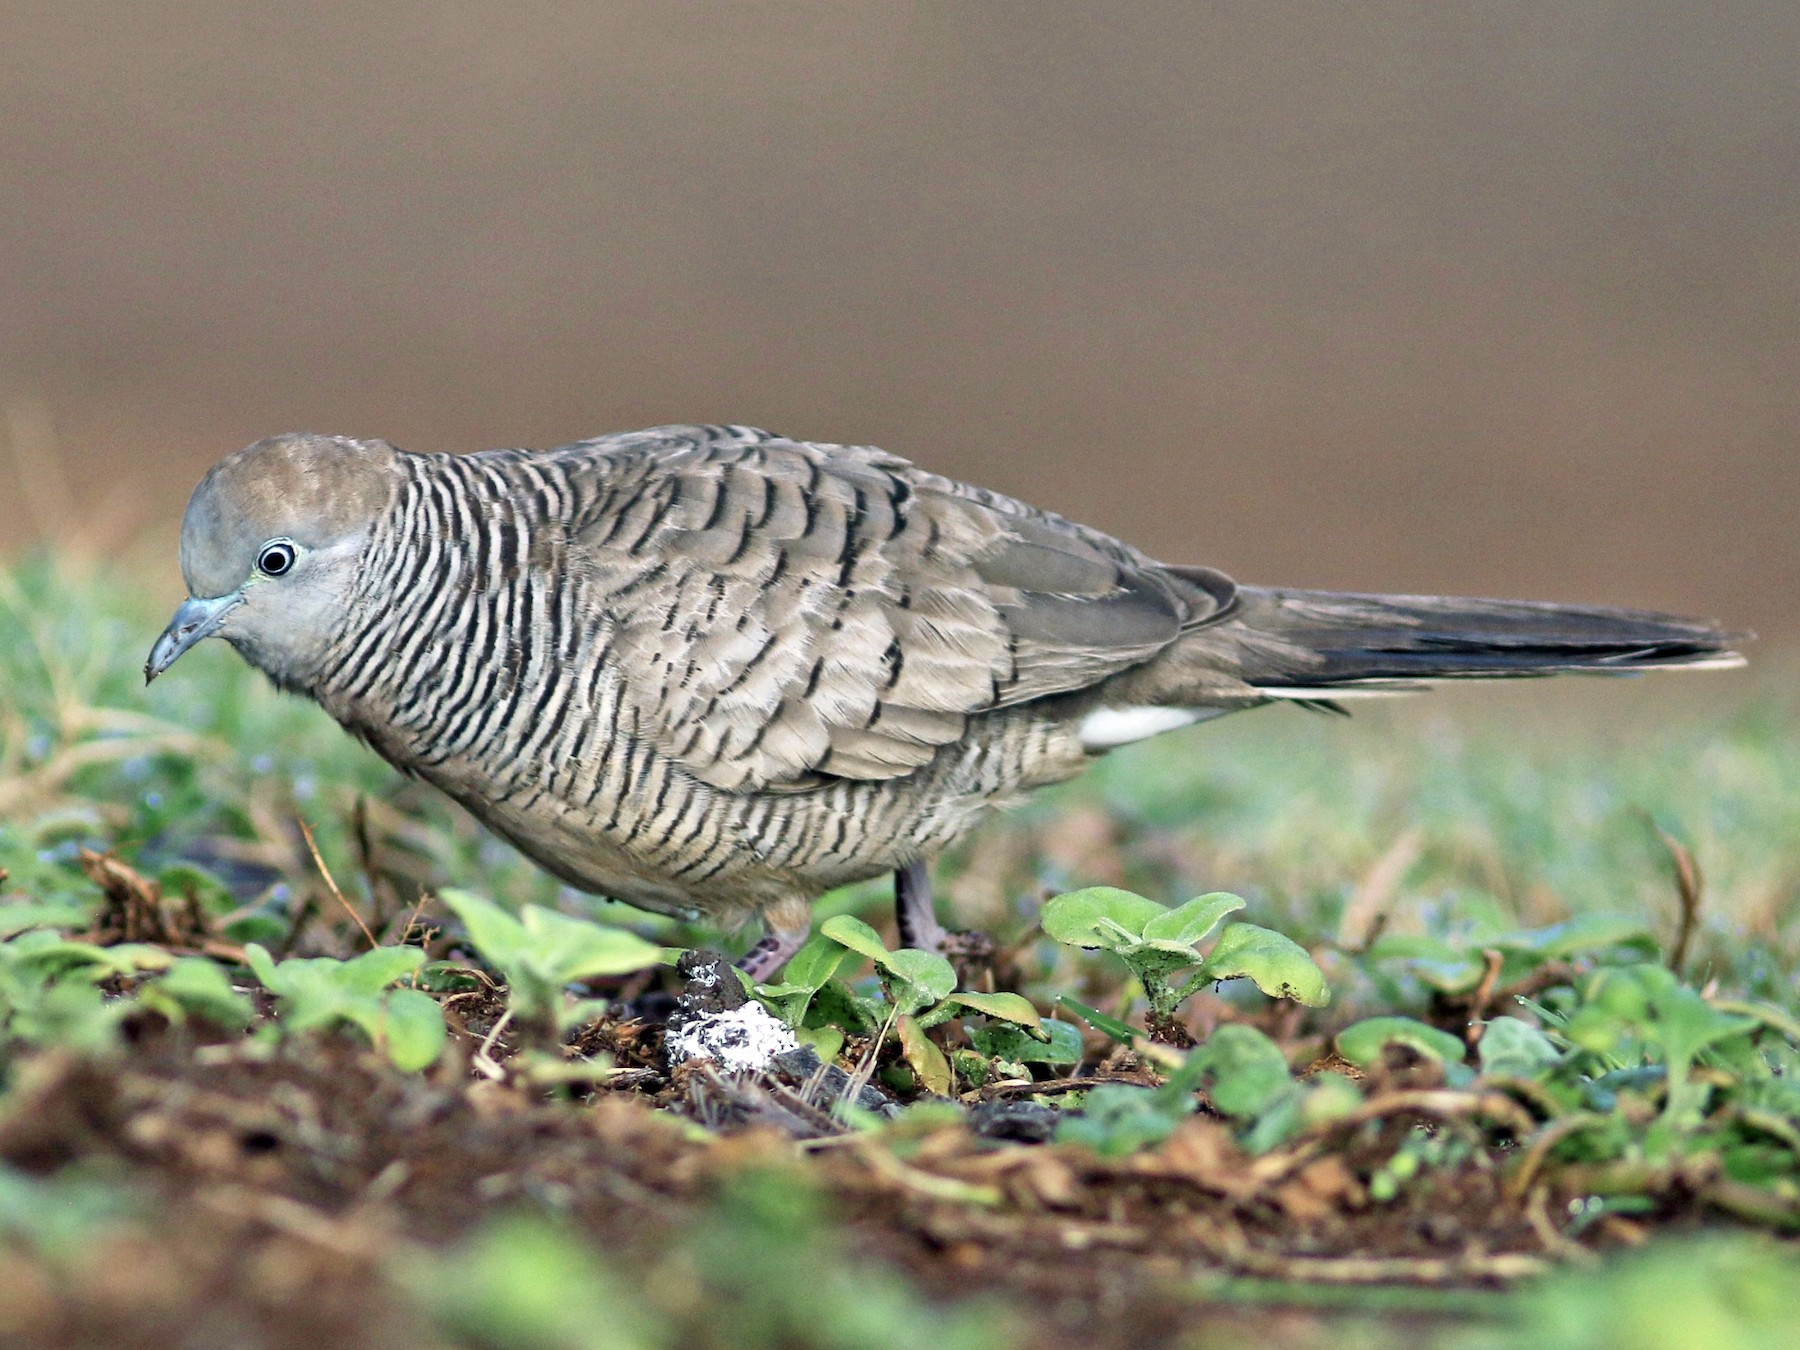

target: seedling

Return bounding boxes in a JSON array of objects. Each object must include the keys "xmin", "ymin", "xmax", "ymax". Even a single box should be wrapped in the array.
[
  {"xmin": 0, "ymin": 928, "xmax": 176, "ymax": 1056},
  {"xmin": 1059, "ymin": 1025, "xmax": 1360, "ymax": 1157},
  {"xmin": 1054, "ymin": 1077, "xmax": 1197, "ymax": 1156},
  {"xmin": 1365, "ymin": 912, "xmax": 1661, "ymax": 1001},
  {"xmin": 440, "ymin": 888, "xmax": 668, "ymax": 1036},
  {"xmin": 1367, "ymin": 1123, "xmax": 1476, "ymax": 1203},
  {"xmin": 757, "ymin": 915, "xmax": 1062, "ymax": 1093},
  {"xmin": 1564, "ymin": 962, "xmax": 1759, "ymax": 1129},
  {"xmin": 136, "ymin": 955, "xmax": 254, "ymax": 1030},
  {"xmin": 243, "ymin": 942, "xmax": 446, "ymax": 1071},
  {"xmin": 1336, "ymin": 1014, "xmax": 1470, "ymax": 1078},
  {"xmin": 1041, "ymin": 887, "xmax": 1329, "ymax": 1041}
]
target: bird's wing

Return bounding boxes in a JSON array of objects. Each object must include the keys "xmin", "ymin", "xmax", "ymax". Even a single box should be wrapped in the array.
[{"xmin": 555, "ymin": 426, "xmax": 1234, "ymax": 791}]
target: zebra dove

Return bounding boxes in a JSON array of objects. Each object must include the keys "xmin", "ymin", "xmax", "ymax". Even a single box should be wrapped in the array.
[{"xmin": 146, "ymin": 425, "xmax": 1743, "ymax": 975}]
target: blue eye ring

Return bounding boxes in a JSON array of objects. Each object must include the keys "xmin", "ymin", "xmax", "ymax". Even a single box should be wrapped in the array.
[{"xmin": 257, "ymin": 540, "xmax": 297, "ymax": 576}]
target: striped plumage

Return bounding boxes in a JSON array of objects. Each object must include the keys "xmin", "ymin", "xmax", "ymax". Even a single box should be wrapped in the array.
[{"xmin": 148, "ymin": 424, "xmax": 1744, "ymax": 971}]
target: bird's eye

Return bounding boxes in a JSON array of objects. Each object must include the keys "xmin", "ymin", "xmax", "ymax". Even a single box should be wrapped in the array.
[{"xmin": 257, "ymin": 541, "xmax": 297, "ymax": 576}]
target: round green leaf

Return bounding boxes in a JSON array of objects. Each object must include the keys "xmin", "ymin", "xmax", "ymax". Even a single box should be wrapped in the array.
[
  {"xmin": 1202, "ymin": 924, "xmax": 1330, "ymax": 1006},
  {"xmin": 147, "ymin": 957, "xmax": 253, "ymax": 1028},
  {"xmin": 0, "ymin": 902, "xmax": 90, "ymax": 938},
  {"xmin": 1476, "ymin": 1016, "xmax": 1563, "ymax": 1078},
  {"xmin": 243, "ymin": 942, "xmax": 280, "ymax": 991},
  {"xmin": 819, "ymin": 914, "xmax": 891, "ymax": 963},
  {"xmin": 381, "ymin": 987, "xmax": 449, "ymax": 1072},
  {"xmin": 1192, "ymin": 1024, "xmax": 1293, "ymax": 1118},
  {"xmin": 881, "ymin": 948, "xmax": 957, "ymax": 1008},
  {"xmin": 518, "ymin": 906, "xmax": 667, "ymax": 981},
  {"xmin": 1494, "ymin": 914, "xmax": 1659, "ymax": 960},
  {"xmin": 1040, "ymin": 888, "xmax": 1167, "ymax": 951},
  {"xmin": 1337, "ymin": 1016, "xmax": 1466, "ymax": 1068},
  {"xmin": 779, "ymin": 934, "xmax": 853, "ymax": 992},
  {"xmin": 1141, "ymin": 892, "xmax": 1246, "ymax": 947},
  {"xmin": 1365, "ymin": 933, "xmax": 1486, "ymax": 994},
  {"xmin": 338, "ymin": 944, "xmax": 426, "ymax": 996},
  {"xmin": 441, "ymin": 889, "xmax": 531, "ymax": 971},
  {"xmin": 943, "ymin": 991, "xmax": 1046, "ymax": 1036}
]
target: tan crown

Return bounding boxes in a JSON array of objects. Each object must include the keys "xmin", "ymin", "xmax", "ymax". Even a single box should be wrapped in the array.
[{"xmin": 178, "ymin": 434, "xmax": 403, "ymax": 597}]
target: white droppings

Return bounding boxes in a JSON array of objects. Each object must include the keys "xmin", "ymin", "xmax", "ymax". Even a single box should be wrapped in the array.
[{"xmin": 666, "ymin": 1002, "xmax": 798, "ymax": 1073}]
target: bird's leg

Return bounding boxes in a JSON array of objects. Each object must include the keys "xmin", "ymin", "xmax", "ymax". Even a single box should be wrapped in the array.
[
  {"xmin": 895, "ymin": 859, "xmax": 952, "ymax": 952},
  {"xmin": 894, "ymin": 861, "xmax": 996, "ymax": 965},
  {"xmin": 735, "ymin": 895, "xmax": 813, "ymax": 983}
]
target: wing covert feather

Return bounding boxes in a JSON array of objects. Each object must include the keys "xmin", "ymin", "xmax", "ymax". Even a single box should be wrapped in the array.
[{"xmin": 552, "ymin": 427, "xmax": 1228, "ymax": 790}]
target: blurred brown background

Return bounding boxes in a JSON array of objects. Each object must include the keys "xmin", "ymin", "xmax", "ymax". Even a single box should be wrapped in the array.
[{"xmin": 1, "ymin": 3, "xmax": 1793, "ymax": 634}]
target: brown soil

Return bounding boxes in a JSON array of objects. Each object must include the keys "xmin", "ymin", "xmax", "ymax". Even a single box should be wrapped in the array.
[{"xmin": 0, "ymin": 1004, "xmax": 1683, "ymax": 1350}]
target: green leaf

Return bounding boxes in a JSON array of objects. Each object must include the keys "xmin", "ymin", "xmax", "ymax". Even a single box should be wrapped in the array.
[
  {"xmin": 794, "ymin": 1024, "xmax": 845, "ymax": 1062},
  {"xmin": 897, "ymin": 1014, "xmax": 953, "ymax": 1096},
  {"xmin": 335, "ymin": 944, "xmax": 426, "ymax": 996},
  {"xmin": 409, "ymin": 1214, "xmax": 665, "ymax": 1350},
  {"xmin": 1201, "ymin": 924, "xmax": 1330, "ymax": 1006},
  {"xmin": 1057, "ymin": 1084, "xmax": 1189, "ymax": 1156},
  {"xmin": 243, "ymin": 942, "xmax": 280, "ymax": 990},
  {"xmin": 1141, "ymin": 892, "xmax": 1245, "ymax": 946},
  {"xmin": 1056, "ymin": 994, "xmax": 1138, "ymax": 1044},
  {"xmin": 381, "ymin": 987, "xmax": 448, "ymax": 1072},
  {"xmin": 0, "ymin": 902, "xmax": 90, "ymax": 938},
  {"xmin": 441, "ymin": 889, "xmax": 531, "ymax": 971},
  {"xmin": 880, "ymin": 948, "xmax": 957, "ymax": 1016},
  {"xmin": 757, "ymin": 934, "xmax": 855, "ymax": 1027},
  {"xmin": 12, "ymin": 938, "xmax": 170, "ymax": 981},
  {"xmin": 1711, "ymin": 998, "xmax": 1800, "ymax": 1048},
  {"xmin": 417, "ymin": 962, "xmax": 484, "ymax": 994},
  {"xmin": 1040, "ymin": 887, "xmax": 1167, "ymax": 950},
  {"xmin": 940, "ymin": 991, "xmax": 1045, "ymax": 1036},
  {"xmin": 145, "ymin": 957, "xmax": 253, "ymax": 1028},
  {"xmin": 1653, "ymin": 986, "xmax": 1757, "ymax": 1064},
  {"xmin": 819, "ymin": 914, "xmax": 891, "ymax": 963},
  {"xmin": 806, "ymin": 979, "xmax": 886, "ymax": 1037},
  {"xmin": 1337, "ymin": 1016, "xmax": 1467, "ymax": 1068},
  {"xmin": 1477, "ymin": 1016, "xmax": 1564, "ymax": 1078},
  {"xmin": 1494, "ymin": 914, "xmax": 1660, "ymax": 961},
  {"xmin": 1191, "ymin": 1024, "xmax": 1294, "ymax": 1118},
  {"xmin": 968, "ymin": 1018, "xmax": 1085, "ymax": 1065},
  {"xmin": 518, "ymin": 906, "xmax": 667, "ymax": 982},
  {"xmin": 1366, "ymin": 933, "xmax": 1488, "ymax": 994},
  {"xmin": 780, "ymin": 934, "xmax": 853, "ymax": 992}
]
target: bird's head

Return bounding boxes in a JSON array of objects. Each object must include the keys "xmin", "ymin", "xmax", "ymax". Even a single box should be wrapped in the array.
[{"xmin": 146, "ymin": 433, "xmax": 402, "ymax": 686}]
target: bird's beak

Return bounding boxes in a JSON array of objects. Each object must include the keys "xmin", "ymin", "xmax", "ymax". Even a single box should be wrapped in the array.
[{"xmin": 145, "ymin": 592, "xmax": 242, "ymax": 683}]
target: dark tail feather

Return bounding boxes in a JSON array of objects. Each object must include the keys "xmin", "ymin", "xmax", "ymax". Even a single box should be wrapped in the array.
[{"xmin": 1232, "ymin": 587, "xmax": 1747, "ymax": 693}]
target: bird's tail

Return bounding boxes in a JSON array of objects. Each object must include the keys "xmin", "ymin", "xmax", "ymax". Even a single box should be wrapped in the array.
[{"xmin": 1216, "ymin": 586, "xmax": 1746, "ymax": 700}]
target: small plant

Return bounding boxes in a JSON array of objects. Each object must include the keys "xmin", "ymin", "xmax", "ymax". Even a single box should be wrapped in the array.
[
  {"xmin": 440, "ymin": 888, "xmax": 668, "ymax": 1037},
  {"xmin": 1364, "ymin": 912, "xmax": 1661, "ymax": 1003},
  {"xmin": 1562, "ymin": 962, "xmax": 1760, "ymax": 1129},
  {"xmin": 243, "ymin": 942, "xmax": 446, "ymax": 1071},
  {"xmin": 754, "ymin": 915, "xmax": 1064, "ymax": 1094},
  {"xmin": 0, "ymin": 1164, "xmax": 142, "ymax": 1264},
  {"xmin": 0, "ymin": 929, "xmax": 174, "ymax": 1058},
  {"xmin": 1041, "ymin": 887, "xmax": 1329, "ymax": 1042},
  {"xmin": 1057, "ymin": 1026, "xmax": 1358, "ymax": 1157},
  {"xmin": 1335, "ymin": 1014, "xmax": 1472, "ymax": 1082},
  {"xmin": 136, "ymin": 955, "xmax": 255, "ymax": 1030},
  {"xmin": 1366, "ymin": 1123, "xmax": 1478, "ymax": 1203},
  {"xmin": 410, "ymin": 1212, "xmax": 666, "ymax": 1350},
  {"xmin": 1465, "ymin": 1233, "xmax": 1800, "ymax": 1349},
  {"xmin": 819, "ymin": 914, "xmax": 1058, "ymax": 1094}
]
